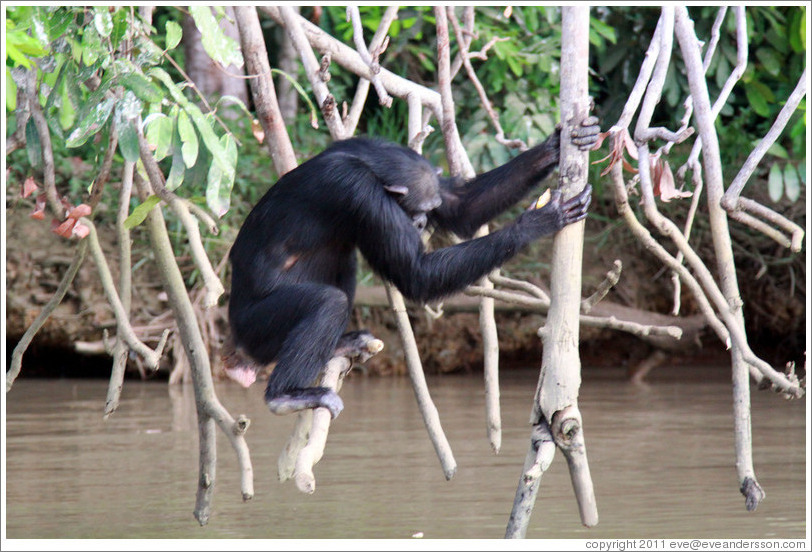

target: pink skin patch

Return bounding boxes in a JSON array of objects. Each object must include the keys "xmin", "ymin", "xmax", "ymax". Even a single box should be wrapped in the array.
[{"xmin": 224, "ymin": 366, "xmax": 258, "ymax": 388}]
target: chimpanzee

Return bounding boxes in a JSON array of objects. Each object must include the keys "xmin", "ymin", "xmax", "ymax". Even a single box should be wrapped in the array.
[{"xmin": 227, "ymin": 117, "xmax": 600, "ymax": 418}]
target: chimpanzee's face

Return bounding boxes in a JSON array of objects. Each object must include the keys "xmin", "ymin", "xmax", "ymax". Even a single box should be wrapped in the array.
[{"xmin": 382, "ymin": 159, "xmax": 442, "ymax": 218}]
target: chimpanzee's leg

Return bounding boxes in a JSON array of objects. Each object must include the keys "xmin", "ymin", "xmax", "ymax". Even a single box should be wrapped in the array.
[{"xmin": 230, "ymin": 284, "xmax": 351, "ymax": 418}]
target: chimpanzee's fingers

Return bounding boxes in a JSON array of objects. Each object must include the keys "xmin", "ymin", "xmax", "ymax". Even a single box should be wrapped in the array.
[
  {"xmin": 571, "ymin": 116, "xmax": 601, "ymax": 150},
  {"xmin": 581, "ymin": 115, "xmax": 599, "ymax": 127},
  {"xmin": 562, "ymin": 185, "xmax": 592, "ymax": 221}
]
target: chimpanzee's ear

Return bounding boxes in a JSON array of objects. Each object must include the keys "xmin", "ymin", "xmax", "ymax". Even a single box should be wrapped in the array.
[{"xmin": 384, "ymin": 184, "xmax": 409, "ymax": 196}]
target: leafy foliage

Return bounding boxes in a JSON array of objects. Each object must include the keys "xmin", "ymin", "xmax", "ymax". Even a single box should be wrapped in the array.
[{"xmin": 5, "ymin": 6, "xmax": 247, "ymax": 224}]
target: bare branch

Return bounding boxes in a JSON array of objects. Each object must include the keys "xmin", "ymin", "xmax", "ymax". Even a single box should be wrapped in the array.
[
  {"xmin": 437, "ymin": 6, "xmax": 503, "ymax": 454},
  {"xmin": 731, "ymin": 197, "xmax": 805, "ymax": 252},
  {"xmin": 581, "ymin": 260, "xmax": 622, "ymax": 313},
  {"xmin": 346, "ymin": 7, "xmax": 392, "ymax": 107},
  {"xmin": 88, "ymin": 118, "xmax": 119, "ymax": 211},
  {"xmin": 132, "ymin": 174, "xmax": 254, "ymax": 524},
  {"xmin": 609, "ymin": 15, "xmax": 664, "ymax": 133},
  {"xmin": 6, "ymin": 69, "xmax": 30, "ymax": 155},
  {"xmin": 447, "ymin": 7, "xmax": 527, "ymax": 151},
  {"xmin": 608, "ymin": 158, "xmax": 731, "ymax": 346},
  {"xmin": 344, "ymin": 7, "xmax": 399, "ymax": 134},
  {"xmin": 449, "ymin": 6, "xmax": 476, "ymax": 79},
  {"xmin": 634, "ymin": 7, "xmax": 675, "ymax": 145},
  {"xmin": 505, "ymin": 420, "xmax": 555, "ymax": 538},
  {"xmin": 279, "ymin": 6, "xmax": 348, "ymax": 139},
  {"xmin": 136, "ymin": 131, "xmax": 225, "ymax": 308},
  {"xmin": 104, "ymin": 161, "xmax": 136, "ymax": 418},
  {"xmin": 490, "ymin": 273, "xmax": 549, "ymax": 302},
  {"xmin": 720, "ymin": 68, "xmax": 807, "ymax": 251},
  {"xmin": 84, "ymin": 219, "xmax": 170, "ymax": 371},
  {"xmin": 261, "ymin": 6, "xmax": 445, "ymax": 123},
  {"xmin": 385, "ymin": 284, "xmax": 457, "ymax": 480},
  {"xmin": 27, "ymin": 73, "xmax": 65, "ymax": 220},
  {"xmin": 233, "ymin": 6, "xmax": 298, "ymax": 175},
  {"xmin": 7, "ymin": 241, "xmax": 88, "ymax": 392}
]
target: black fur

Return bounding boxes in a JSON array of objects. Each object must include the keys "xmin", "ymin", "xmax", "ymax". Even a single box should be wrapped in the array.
[{"xmin": 229, "ymin": 126, "xmax": 596, "ymax": 417}]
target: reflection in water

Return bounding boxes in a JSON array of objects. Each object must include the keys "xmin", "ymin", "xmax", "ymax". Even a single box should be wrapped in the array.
[{"xmin": 4, "ymin": 367, "xmax": 807, "ymax": 539}]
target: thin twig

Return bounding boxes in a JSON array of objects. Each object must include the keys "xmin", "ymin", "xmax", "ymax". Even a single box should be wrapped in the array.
[
  {"xmin": 104, "ymin": 161, "xmax": 136, "ymax": 418},
  {"xmin": 7, "ymin": 241, "xmax": 89, "ymax": 392},
  {"xmin": 447, "ymin": 7, "xmax": 527, "ymax": 151},
  {"xmin": 581, "ymin": 260, "xmax": 622, "ymax": 314},
  {"xmin": 84, "ymin": 219, "xmax": 170, "ymax": 370},
  {"xmin": 137, "ymin": 131, "xmax": 225, "ymax": 308},
  {"xmin": 346, "ymin": 6, "xmax": 392, "ymax": 107}
]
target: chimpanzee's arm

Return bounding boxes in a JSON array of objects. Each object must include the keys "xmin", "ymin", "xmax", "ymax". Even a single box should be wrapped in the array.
[
  {"xmin": 357, "ymin": 184, "xmax": 591, "ymax": 304},
  {"xmin": 430, "ymin": 117, "xmax": 600, "ymax": 238}
]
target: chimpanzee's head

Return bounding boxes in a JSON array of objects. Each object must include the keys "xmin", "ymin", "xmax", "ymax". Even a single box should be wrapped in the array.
[{"xmin": 370, "ymin": 145, "xmax": 442, "ymax": 232}]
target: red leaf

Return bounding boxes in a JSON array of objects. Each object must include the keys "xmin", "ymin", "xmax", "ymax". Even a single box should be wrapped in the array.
[
  {"xmin": 52, "ymin": 218, "xmax": 77, "ymax": 238},
  {"xmin": 68, "ymin": 203, "xmax": 92, "ymax": 219},
  {"xmin": 72, "ymin": 221, "xmax": 90, "ymax": 239},
  {"xmin": 22, "ymin": 176, "xmax": 39, "ymax": 198},
  {"xmin": 251, "ymin": 119, "xmax": 265, "ymax": 144},
  {"xmin": 589, "ymin": 131, "xmax": 609, "ymax": 151},
  {"xmin": 622, "ymin": 130, "xmax": 638, "ymax": 160},
  {"xmin": 30, "ymin": 194, "xmax": 47, "ymax": 220},
  {"xmin": 656, "ymin": 161, "xmax": 692, "ymax": 203}
]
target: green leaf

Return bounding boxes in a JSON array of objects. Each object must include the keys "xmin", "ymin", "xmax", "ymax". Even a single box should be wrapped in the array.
[
  {"xmin": 93, "ymin": 7, "xmax": 113, "ymax": 37},
  {"xmin": 165, "ymin": 20, "xmax": 183, "ymax": 50},
  {"xmin": 118, "ymin": 119, "xmax": 140, "ymax": 162},
  {"xmin": 177, "ymin": 109, "xmax": 198, "ymax": 168},
  {"xmin": 189, "ymin": 6, "xmax": 244, "ymax": 68},
  {"xmin": 119, "ymin": 72, "xmax": 163, "ymax": 104},
  {"xmin": 166, "ymin": 146, "xmax": 186, "ymax": 191},
  {"xmin": 6, "ymin": 24, "xmax": 48, "ymax": 58},
  {"xmin": 111, "ymin": 8, "xmax": 129, "ymax": 47},
  {"xmin": 767, "ymin": 163, "xmax": 783, "ymax": 203},
  {"xmin": 783, "ymin": 163, "xmax": 800, "ymax": 202},
  {"xmin": 214, "ymin": 94, "xmax": 252, "ymax": 118},
  {"xmin": 765, "ymin": 142, "xmax": 789, "ymax": 159},
  {"xmin": 6, "ymin": 68, "xmax": 17, "ymax": 110},
  {"xmin": 124, "ymin": 195, "xmax": 161, "ymax": 229},
  {"xmin": 58, "ymin": 87, "xmax": 75, "ymax": 129},
  {"xmin": 185, "ymin": 137, "xmax": 212, "ymax": 190},
  {"xmin": 81, "ymin": 26, "xmax": 101, "ymax": 66},
  {"xmin": 66, "ymin": 97, "xmax": 115, "ymax": 148},
  {"xmin": 144, "ymin": 112, "xmax": 173, "ymax": 161},
  {"xmin": 745, "ymin": 82, "xmax": 772, "ymax": 118},
  {"xmin": 590, "ymin": 17, "xmax": 617, "ymax": 44},
  {"xmin": 25, "ymin": 118, "xmax": 42, "ymax": 166},
  {"xmin": 148, "ymin": 67, "xmax": 234, "ymax": 182},
  {"xmin": 206, "ymin": 133, "xmax": 238, "ymax": 217},
  {"xmin": 755, "ymin": 47, "xmax": 781, "ymax": 77},
  {"xmin": 44, "ymin": 8, "xmax": 75, "ymax": 42}
]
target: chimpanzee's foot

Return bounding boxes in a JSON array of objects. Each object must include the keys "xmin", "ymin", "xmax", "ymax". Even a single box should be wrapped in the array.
[
  {"xmin": 224, "ymin": 365, "xmax": 258, "ymax": 388},
  {"xmin": 334, "ymin": 330, "xmax": 385, "ymax": 363},
  {"xmin": 222, "ymin": 343, "xmax": 261, "ymax": 388},
  {"xmin": 266, "ymin": 387, "xmax": 344, "ymax": 419}
]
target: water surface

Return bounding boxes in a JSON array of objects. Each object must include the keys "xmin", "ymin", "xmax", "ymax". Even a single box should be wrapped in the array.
[{"xmin": 4, "ymin": 366, "xmax": 807, "ymax": 539}]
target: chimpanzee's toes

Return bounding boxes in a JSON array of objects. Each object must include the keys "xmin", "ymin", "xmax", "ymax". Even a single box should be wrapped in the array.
[
  {"xmin": 334, "ymin": 330, "xmax": 384, "ymax": 363},
  {"xmin": 319, "ymin": 390, "xmax": 344, "ymax": 419}
]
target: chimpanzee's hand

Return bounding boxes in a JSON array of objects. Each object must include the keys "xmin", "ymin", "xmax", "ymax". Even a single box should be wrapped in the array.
[
  {"xmin": 517, "ymin": 185, "xmax": 592, "ymax": 241},
  {"xmin": 412, "ymin": 212, "xmax": 428, "ymax": 233},
  {"xmin": 571, "ymin": 116, "xmax": 601, "ymax": 151}
]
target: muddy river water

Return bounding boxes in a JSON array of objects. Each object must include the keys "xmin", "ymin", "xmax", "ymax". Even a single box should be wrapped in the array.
[{"xmin": 4, "ymin": 365, "xmax": 807, "ymax": 539}]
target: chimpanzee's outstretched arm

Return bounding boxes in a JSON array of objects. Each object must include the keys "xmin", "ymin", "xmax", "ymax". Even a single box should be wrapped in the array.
[
  {"xmin": 358, "ymin": 184, "xmax": 591, "ymax": 304},
  {"xmin": 430, "ymin": 117, "xmax": 600, "ymax": 238}
]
